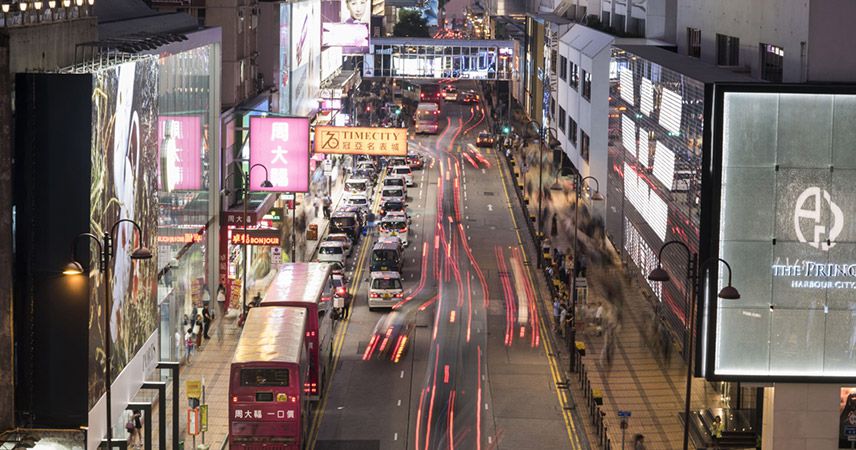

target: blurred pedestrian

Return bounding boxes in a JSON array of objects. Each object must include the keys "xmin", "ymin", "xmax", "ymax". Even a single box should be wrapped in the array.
[
  {"xmin": 216, "ymin": 284, "xmax": 226, "ymax": 316},
  {"xmin": 633, "ymin": 434, "xmax": 646, "ymax": 450},
  {"xmin": 559, "ymin": 303, "xmax": 569, "ymax": 338},
  {"xmin": 711, "ymin": 415, "xmax": 724, "ymax": 447},
  {"xmin": 202, "ymin": 306, "xmax": 211, "ymax": 340},
  {"xmin": 552, "ymin": 298, "xmax": 561, "ymax": 333},
  {"xmin": 323, "ymin": 195, "xmax": 332, "ymax": 219},
  {"xmin": 184, "ymin": 328, "xmax": 194, "ymax": 364},
  {"xmin": 194, "ymin": 314, "xmax": 203, "ymax": 348}
]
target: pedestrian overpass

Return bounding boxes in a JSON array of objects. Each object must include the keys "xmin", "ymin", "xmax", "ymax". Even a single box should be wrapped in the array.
[{"xmin": 363, "ymin": 37, "xmax": 519, "ymax": 80}]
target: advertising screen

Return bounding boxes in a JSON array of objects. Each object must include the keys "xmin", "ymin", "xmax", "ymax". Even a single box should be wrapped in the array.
[
  {"xmin": 88, "ymin": 59, "xmax": 160, "ymax": 415},
  {"xmin": 710, "ymin": 86, "xmax": 856, "ymax": 380},
  {"xmin": 314, "ymin": 126, "xmax": 407, "ymax": 155},
  {"xmin": 157, "ymin": 115, "xmax": 202, "ymax": 191},
  {"xmin": 321, "ymin": 0, "xmax": 369, "ymax": 53},
  {"xmin": 278, "ymin": 4, "xmax": 291, "ymax": 114},
  {"xmin": 291, "ymin": 0, "xmax": 321, "ymax": 117},
  {"xmin": 249, "ymin": 116, "xmax": 310, "ymax": 193}
]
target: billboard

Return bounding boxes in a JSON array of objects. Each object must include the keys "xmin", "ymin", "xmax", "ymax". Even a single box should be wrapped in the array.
[
  {"xmin": 314, "ymin": 126, "xmax": 407, "ymax": 155},
  {"xmin": 707, "ymin": 85, "xmax": 856, "ymax": 380},
  {"xmin": 321, "ymin": 0, "xmax": 369, "ymax": 53},
  {"xmin": 278, "ymin": 4, "xmax": 291, "ymax": 114},
  {"xmin": 291, "ymin": 0, "xmax": 321, "ymax": 117},
  {"xmin": 249, "ymin": 116, "xmax": 310, "ymax": 192},
  {"xmin": 158, "ymin": 115, "xmax": 202, "ymax": 191}
]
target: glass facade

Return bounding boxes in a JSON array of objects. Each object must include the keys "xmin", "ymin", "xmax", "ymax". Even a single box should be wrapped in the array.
[
  {"xmin": 156, "ymin": 44, "xmax": 220, "ymax": 363},
  {"xmin": 606, "ymin": 47, "xmax": 706, "ymax": 348},
  {"xmin": 368, "ymin": 42, "xmax": 515, "ymax": 80}
]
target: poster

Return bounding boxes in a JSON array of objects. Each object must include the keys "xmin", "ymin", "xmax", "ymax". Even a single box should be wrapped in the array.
[
  {"xmin": 157, "ymin": 115, "xmax": 202, "ymax": 191},
  {"xmin": 249, "ymin": 117, "xmax": 311, "ymax": 192},
  {"xmin": 841, "ymin": 388, "xmax": 856, "ymax": 447},
  {"xmin": 88, "ymin": 59, "xmax": 160, "ymax": 408}
]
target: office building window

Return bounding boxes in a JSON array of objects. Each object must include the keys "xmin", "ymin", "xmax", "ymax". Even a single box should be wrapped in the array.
[
  {"xmin": 569, "ymin": 61, "xmax": 579, "ymax": 90},
  {"xmin": 580, "ymin": 130, "xmax": 590, "ymax": 161},
  {"xmin": 559, "ymin": 106, "xmax": 566, "ymax": 132},
  {"xmin": 760, "ymin": 43, "xmax": 784, "ymax": 82},
  {"xmin": 687, "ymin": 28, "xmax": 701, "ymax": 58},
  {"xmin": 550, "ymin": 98, "xmax": 556, "ymax": 118},
  {"xmin": 569, "ymin": 117, "xmax": 577, "ymax": 147},
  {"xmin": 716, "ymin": 33, "xmax": 740, "ymax": 66},
  {"xmin": 582, "ymin": 69, "xmax": 592, "ymax": 101},
  {"xmin": 559, "ymin": 55, "xmax": 568, "ymax": 81}
]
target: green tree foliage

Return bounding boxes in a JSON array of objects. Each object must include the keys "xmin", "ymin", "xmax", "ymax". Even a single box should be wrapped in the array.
[{"xmin": 393, "ymin": 9, "xmax": 430, "ymax": 37}]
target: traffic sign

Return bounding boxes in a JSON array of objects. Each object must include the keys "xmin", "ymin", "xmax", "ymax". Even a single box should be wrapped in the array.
[{"xmin": 187, "ymin": 408, "xmax": 200, "ymax": 435}]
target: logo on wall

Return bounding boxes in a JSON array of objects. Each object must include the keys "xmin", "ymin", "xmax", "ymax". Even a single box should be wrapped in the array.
[{"xmin": 794, "ymin": 186, "xmax": 843, "ymax": 251}]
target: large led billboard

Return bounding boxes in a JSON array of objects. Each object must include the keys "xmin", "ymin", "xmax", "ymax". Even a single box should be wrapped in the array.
[
  {"xmin": 158, "ymin": 115, "xmax": 202, "ymax": 191},
  {"xmin": 321, "ymin": 0, "xmax": 369, "ymax": 53},
  {"xmin": 706, "ymin": 85, "xmax": 856, "ymax": 381},
  {"xmin": 291, "ymin": 0, "xmax": 321, "ymax": 117}
]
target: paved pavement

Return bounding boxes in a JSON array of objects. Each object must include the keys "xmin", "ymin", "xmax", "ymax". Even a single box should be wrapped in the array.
[
  {"xmin": 140, "ymin": 159, "xmax": 351, "ymax": 450},
  {"xmin": 502, "ymin": 116, "xmax": 725, "ymax": 449}
]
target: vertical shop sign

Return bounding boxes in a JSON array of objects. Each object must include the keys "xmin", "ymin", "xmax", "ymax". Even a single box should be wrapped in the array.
[
  {"xmin": 158, "ymin": 115, "xmax": 202, "ymax": 191},
  {"xmin": 249, "ymin": 117, "xmax": 310, "ymax": 192}
]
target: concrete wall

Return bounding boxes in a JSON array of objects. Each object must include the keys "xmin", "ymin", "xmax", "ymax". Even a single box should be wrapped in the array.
[
  {"xmin": 763, "ymin": 384, "xmax": 839, "ymax": 450},
  {"xmin": 675, "ymin": 0, "xmax": 809, "ymax": 82},
  {"xmin": 206, "ymin": 0, "xmax": 256, "ymax": 107},
  {"xmin": 0, "ymin": 31, "xmax": 13, "ymax": 432},
  {"xmin": 807, "ymin": 0, "xmax": 856, "ymax": 82},
  {"xmin": 6, "ymin": 18, "xmax": 97, "ymax": 73}
]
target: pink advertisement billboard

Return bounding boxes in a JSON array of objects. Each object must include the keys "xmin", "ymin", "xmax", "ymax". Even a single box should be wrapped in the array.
[
  {"xmin": 249, "ymin": 116, "xmax": 310, "ymax": 192},
  {"xmin": 157, "ymin": 115, "xmax": 202, "ymax": 191}
]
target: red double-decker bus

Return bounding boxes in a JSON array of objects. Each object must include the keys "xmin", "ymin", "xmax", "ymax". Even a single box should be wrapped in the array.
[
  {"xmin": 229, "ymin": 306, "xmax": 309, "ymax": 450},
  {"xmin": 259, "ymin": 262, "xmax": 335, "ymax": 400}
]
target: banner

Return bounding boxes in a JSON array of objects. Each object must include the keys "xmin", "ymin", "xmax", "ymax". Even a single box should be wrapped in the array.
[
  {"xmin": 314, "ymin": 126, "xmax": 407, "ymax": 155},
  {"xmin": 249, "ymin": 116, "xmax": 310, "ymax": 192}
]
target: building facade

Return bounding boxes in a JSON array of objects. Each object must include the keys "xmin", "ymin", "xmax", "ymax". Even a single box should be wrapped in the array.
[{"xmin": 676, "ymin": 0, "xmax": 856, "ymax": 83}]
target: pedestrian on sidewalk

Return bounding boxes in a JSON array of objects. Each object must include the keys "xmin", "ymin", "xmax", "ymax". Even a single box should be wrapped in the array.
[
  {"xmin": 552, "ymin": 298, "xmax": 561, "ymax": 333},
  {"xmin": 323, "ymin": 195, "xmax": 332, "ymax": 219},
  {"xmin": 194, "ymin": 314, "xmax": 203, "ymax": 349},
  {"xmin": 559, "ymin": 303, "xmax": 569, "ymax": 338},
  {"xmin": 633, "ymin": 434, "xmax": 646, "ymax": 450},
  {"xmin": 202, "ymin": 306, "xmax": 212, "ymax": 340},
  {"xmin": 184, "ymin": 328, "xmax": 194, "ymax": 364},
  {"xmin": 216, "ymin": 284, "xmax": 226, "ymax": 316}
]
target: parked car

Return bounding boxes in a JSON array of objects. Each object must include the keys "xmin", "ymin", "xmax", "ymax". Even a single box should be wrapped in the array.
[
  {"xmin": 317, "ymin": 241, "xmax": 346, "ymax": 264},
  {"xmin": 324, "ymin": 233, "xmax": 353, "ymax": 256}
]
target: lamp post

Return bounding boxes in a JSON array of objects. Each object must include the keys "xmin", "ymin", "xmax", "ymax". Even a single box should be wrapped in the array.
[
  {"xmin": 524, "ymin": 120, "xmax": 558, "ymax": 268},
  {"xmin": 647, "ymin": 241, "xmax": 741, "ymax": 450},
  {"xmin": 221, "ymin": 162, "xmax": 273, "ymax": 317},
  {"xmin": 568, "ymin": 174, "xmax": 603, "ymax": 372},
  {"xmin": 62, "ymin": 219, "xmax": 153, "ymax": 450}
]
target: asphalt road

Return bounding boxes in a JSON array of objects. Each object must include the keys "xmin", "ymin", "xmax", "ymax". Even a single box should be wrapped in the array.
[{"xmin": 313, "ymin": 83, "xmax": 585, "ymax": 450}]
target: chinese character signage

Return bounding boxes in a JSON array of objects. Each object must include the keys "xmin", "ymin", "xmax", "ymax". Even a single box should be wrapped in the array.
[
  {"xmin": 222, "ymin": 211, "xmax": 259, "ymax": 227},
  {"xmin": 249, "ymin": 117, "xmax": 310, "ymax": 192},
  {"xmin": 314, "ymin": 126, "xmax": 408, "ymax": 156},
  {"xmin": 158, "ymin": 115, "xmax": 202, "ymax": 191}
]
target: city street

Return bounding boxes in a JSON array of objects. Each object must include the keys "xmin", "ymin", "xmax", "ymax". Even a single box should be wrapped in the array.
[{"xmin": 312, "ymin": 87, "xmax": 584, "ymax": 450}]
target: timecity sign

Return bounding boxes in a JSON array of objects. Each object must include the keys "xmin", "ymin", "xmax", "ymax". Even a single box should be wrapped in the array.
[{"xmin": 231, "ymin": 229, "xmax": 281, "ymax": 246}]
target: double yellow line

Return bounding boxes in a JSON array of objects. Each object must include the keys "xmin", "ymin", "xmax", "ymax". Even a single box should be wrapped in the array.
[
  {"xmin": 495, "ymin": 153, "xmax": 584, "ymax": 450},
  {"xmin": 307, "ymin": 168, "xmax": 388, "ymax": 447}
]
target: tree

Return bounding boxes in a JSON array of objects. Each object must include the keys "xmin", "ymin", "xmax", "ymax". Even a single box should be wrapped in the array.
[{"xmin": 393, "ymin": 9, "xmax": 430, "ymax": 37}]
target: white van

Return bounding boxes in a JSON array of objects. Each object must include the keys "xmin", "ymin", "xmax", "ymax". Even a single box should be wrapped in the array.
[
  {"xmin": 368, "ymin": 271, "xmax": 404, "ymax": 309},
  {"xmin": 390, "ymin": 165, "xmax": 414, "ymax": 186},
  {"xmin": 345, "ymin": 178, "xmax": 370, "ymax": 197}
]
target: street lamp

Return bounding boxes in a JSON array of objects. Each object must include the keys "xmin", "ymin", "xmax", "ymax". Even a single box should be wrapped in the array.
[
  {"xmin": 568, "ymin": 175, "xmax": 603, "ymax": 371},
  {"xmin": 647, "ymin": 241, "xmax": 740, "ymax": 450},
  {"xmin": 221, "ymin": 162, "xmax": 273, "ymax": 317},
  {"xmin": 63, "ymin": 219, "xmax": 153, "ymax": 450}
]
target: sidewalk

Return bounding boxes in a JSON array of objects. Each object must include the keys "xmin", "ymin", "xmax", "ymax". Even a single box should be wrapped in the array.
[
  {"xmin": 142, "ymin": 158, "xmax": 351, "ymax": 450},
  {"xmin": 503, "ymin": 114, "xmax": 725, "ymax": 449}
]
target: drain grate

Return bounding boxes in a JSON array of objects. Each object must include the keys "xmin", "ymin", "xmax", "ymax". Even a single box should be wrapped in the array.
[{"xmin": 484, "ymin": 191, "xmax": 495, "ymax": 196}]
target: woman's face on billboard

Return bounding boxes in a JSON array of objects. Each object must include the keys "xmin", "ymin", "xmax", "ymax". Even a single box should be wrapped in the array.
[{"xmin": 346, "ymin": 0, "xmax": 367, "ymax": 21}]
